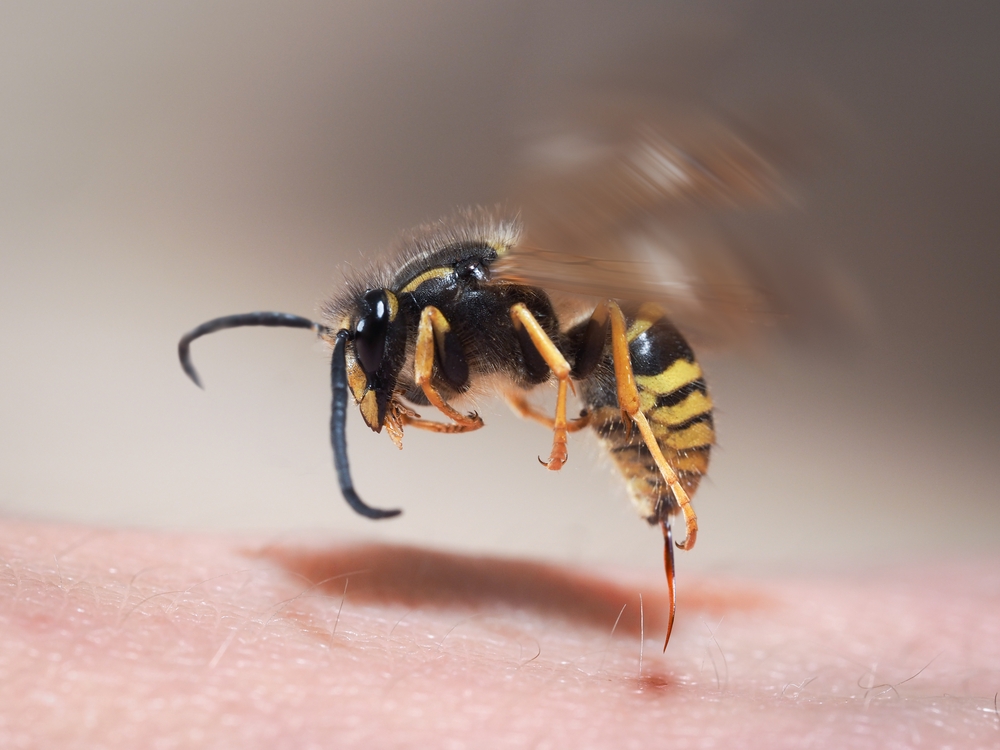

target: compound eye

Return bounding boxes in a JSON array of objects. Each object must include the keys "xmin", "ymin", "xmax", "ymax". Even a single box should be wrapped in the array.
[{"xmin": 354, "ymin": 289, "xmax": 391, "ymax": 376}]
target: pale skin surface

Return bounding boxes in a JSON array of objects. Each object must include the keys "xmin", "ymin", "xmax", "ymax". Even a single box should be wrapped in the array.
[{"xmin": 1, "ymin": 519, "xmax": 998, "ymax": 749}]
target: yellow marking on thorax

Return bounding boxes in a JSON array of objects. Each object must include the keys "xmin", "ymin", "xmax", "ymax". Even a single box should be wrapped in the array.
[
  {"xmin": 635, "ymin": 359, "xmax": 703, "ymax": 395},
  {"xmin": 650, "ymin": 391, "xmax": 713, "ymax": 426},
  {"xmin": 625, "ymin": 303, "xmax": 665, "ymax": 342},
  {"xmin": 399, "ymin": 266, "xmax": 454, "ymax": 294}
]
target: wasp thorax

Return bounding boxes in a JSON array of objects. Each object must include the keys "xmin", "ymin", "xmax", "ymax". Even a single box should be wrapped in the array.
[{"xmin": 354, "ymin": 289, "xmax": 392, "ymax": 377}]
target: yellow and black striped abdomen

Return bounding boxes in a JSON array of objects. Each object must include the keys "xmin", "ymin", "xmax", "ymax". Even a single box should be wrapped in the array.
[{"xmin": 582, "ymin": 304, "xmax": 714, "ymax": 523}]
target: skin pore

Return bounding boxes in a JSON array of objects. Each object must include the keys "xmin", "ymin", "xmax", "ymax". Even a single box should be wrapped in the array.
[{"xmin": 1, "ymin": 518, "xmax": 997, "ymax": 749}]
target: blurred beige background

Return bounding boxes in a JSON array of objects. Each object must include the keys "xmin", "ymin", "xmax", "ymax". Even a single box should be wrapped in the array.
[{"xmin": 1, "ymin": 1, "xmax": 997, "ymax": 575}]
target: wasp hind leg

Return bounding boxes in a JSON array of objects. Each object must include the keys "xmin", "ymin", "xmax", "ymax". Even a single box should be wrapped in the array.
[
  {"xmin": 607, "ymin": 301, "xmax": 698, "ymax": 551},
  {"xmin": 509, "ymin": 303, "xmax": 578, "ymax": 470},
  {"xmin": 505, "ymin": 391, "xmax": 591, "ymax": 433},
  {"xmin": 413, "ymin": 306, "xmax": 484, "ymax": 433}
]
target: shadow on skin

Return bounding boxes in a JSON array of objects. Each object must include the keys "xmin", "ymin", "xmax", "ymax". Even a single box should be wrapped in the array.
[{"xmin": 253, "ymin": 541, "xmax": 770, "ymax": 636}]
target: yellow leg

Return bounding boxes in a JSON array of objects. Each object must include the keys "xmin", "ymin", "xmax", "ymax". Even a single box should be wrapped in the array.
[
  {"xmin": 506, "ymin": 392, "xmax": 591, "ymax": 432},
  {"xmin": 400, "ymin": 413, "xmax": 477, "ymax": 434},
  {"xmin": 415, "ymin": 307, "xmax": 483, "ymax": 432},
  {"xmin": 608, "ymin": 301, "xmax": 698, "ymax": 551},
  {"xmin": 509, "ymin": 303, "xmax": 574, "ymax": 470}
]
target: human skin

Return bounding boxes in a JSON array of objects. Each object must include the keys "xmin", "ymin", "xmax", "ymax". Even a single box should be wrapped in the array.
[{"xmin": 0, "ymin": 519, "xmax": 997, "ymax": 749}]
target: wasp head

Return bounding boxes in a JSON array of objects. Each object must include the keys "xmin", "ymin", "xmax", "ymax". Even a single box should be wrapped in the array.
[
  {"xmin": 342, "ymin": 289, "xmax": 407, "ymax": 432},
  {"xmin": 324, "ymin": 287, "xmax": 407, "ymax": 520}
]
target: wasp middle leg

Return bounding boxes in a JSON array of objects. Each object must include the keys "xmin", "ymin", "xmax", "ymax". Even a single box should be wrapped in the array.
[
  {"xmin": 509, "ymin": 303, "xmax": 577, "ymax": 470},
  {"xmin": 413, "ymin": 306, "xmax": 484, "ymax": 432}
]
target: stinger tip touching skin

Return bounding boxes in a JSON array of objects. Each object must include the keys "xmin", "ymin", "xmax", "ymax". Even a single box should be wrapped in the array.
[{"xmin": 661, "ymin": 519, "xmax": 677, "ymax": 652}]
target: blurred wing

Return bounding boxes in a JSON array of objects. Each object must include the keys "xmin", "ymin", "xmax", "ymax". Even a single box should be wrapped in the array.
[
  {"xmin": 495, "ymin": 98, "xmax": 857, "ymax": 348},
  {"xmin": 494, "ymin": 232, "xmax": 778, "ymax": 349},
  {"xmin": 511, "ymin": 104, "xmax": 788, "ymax": 232}
]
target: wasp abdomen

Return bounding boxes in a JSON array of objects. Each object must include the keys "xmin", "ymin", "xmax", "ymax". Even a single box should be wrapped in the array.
[{"xmin": 579, "ymin": 304, "xmax": 714, "ymax": 523}]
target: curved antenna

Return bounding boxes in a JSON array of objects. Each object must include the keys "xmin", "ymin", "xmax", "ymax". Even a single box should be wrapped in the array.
[
  {"xmin": 178, "ymin": 312, "xmax": 325, "ymax": 388},
  {"xmin": 330, "ymin": 331, "xmax": 402, "ymax": 519}
]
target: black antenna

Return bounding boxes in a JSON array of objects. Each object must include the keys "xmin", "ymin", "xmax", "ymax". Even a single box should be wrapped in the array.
[
  {"xmin": 177, "ymin": 311, "xmax": 400, "ymax": 520},
  {"xmin": 330, "ymin": 331, "xmax": 401, "ymax": 519},
  {"xmin": 178, "ymin": 312, "xmax": 321, "ymax": 388}
]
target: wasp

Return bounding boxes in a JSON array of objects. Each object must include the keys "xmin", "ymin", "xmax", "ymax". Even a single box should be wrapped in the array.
[{"xmin": 179, "ymin": 104, "xmax": 789, "ymax": 648}]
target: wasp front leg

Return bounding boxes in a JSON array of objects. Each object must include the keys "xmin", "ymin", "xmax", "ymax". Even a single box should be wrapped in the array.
[
  {"xmin": 607, "ymin": 301, "xmax": 698, "ymax": 552},
  {"xmin": 399, "ymin": 412, "xmax": 479, "ymax": 434},
  {"xmin": 413, "ymin": 306, "xmax": 484, "ymax": 433},
  {"xmin": 509, "ymin": 303, "xmax": 578, "ymax": 470}
]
